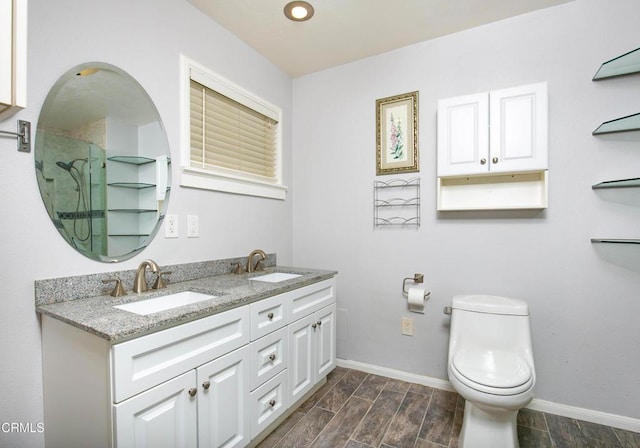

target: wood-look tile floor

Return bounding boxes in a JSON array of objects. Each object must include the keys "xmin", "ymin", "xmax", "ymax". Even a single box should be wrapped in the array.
[{"xmin": 257, "ymin": 367, "xmax": 640, "ymax": 448}]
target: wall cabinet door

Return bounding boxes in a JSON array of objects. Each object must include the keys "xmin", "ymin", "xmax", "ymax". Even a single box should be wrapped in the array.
[
  {"xmin": 437, "ymin": 92, "xmax": 489, "ymax": 177},
  {"xmin": 113, "ymin": 371, "xmax": 198, "ymax": 448},
  {"xmin": 489, "ymin": 82, "xmax": 548, "ymax": 174},
  {"xmin": 288, "ymin": 304, "xmax": 337, "ymax": 404},
  {"xmin": 197, "ymin": 345, "xmax": 250, "ymax": 448},
  {"xmin": 0, "ymin": 0, "xmax": 27, "ymax": 119},
  {"xmin": 437, "ymin": 82, "xmax": 547, "ymax": 177}
]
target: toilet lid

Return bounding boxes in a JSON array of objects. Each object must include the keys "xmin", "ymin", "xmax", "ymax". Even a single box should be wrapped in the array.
[{"xmin": 451, "ymin": 349, "xmax": 532, "ymax": 389}]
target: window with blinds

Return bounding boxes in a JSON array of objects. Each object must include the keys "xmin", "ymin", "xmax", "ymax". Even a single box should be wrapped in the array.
[
  {"xmin": 190, "ymin": 80, "xmax": 279, "ymax": 181},
  {"xmin": 180, "ymin": 55, "xmax": 286, "ymax": 200}
]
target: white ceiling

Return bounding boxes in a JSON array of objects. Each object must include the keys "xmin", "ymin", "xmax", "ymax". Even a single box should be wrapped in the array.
[{"xmin": 187, "ymin": 0, "xmax": 573, "ymax": 77}]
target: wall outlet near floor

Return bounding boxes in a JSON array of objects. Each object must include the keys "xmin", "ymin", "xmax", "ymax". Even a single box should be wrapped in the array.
[
  {"xmin": 187, "ymin": 214, "xmax": 199, "ymax": 238},
  {"xmin": 165, "ymin": 214, "xmax": 178, "ymax": 238},
  {"xmin": 401, "ymin": 317, "xmax": 414, "ymax": 336}
]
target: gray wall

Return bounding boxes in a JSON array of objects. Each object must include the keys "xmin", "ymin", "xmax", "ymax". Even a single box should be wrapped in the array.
[
  {"xmin": 292, "ymin": 0, "xmax": 640, "ymax": 421},
  {"xmin": 0, "ymin": 0, "xmax": 293, "ymax": 446}
]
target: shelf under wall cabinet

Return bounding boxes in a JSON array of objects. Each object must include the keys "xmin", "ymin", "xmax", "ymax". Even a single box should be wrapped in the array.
[{"xmin": 108, "ymin": 156, "xmax": 171, "ymax": 165}]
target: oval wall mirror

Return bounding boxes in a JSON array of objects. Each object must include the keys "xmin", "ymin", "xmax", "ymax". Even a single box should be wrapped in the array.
[{"xmin": 34, "ymin": 62, "xmax": 171, "ymax": 262}]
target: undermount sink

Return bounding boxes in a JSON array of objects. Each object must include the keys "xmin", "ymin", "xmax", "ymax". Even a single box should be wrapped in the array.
[
  {"xmin": 113, "ymin": 291, "xmax": 216, "ymax": 316},
  {"xmin": 249, "ymin": 272, "xmax": 302, "ymax": 283}
]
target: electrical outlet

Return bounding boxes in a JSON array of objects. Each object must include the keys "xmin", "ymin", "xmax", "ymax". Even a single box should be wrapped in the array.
[
  {"xmin": 401, "ymin": 317, "xmax": 414, "ymax": 336},
  {"xmin": 187, "ymin": 215, "xmax": 199, "ymax": 238},
  {"xmin": 165, "ymin": 214, "xmax": 178, "ymax": 238}
]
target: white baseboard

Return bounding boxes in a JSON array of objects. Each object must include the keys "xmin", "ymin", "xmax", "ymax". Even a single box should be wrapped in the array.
[{"xmin": 336, "ymin": 358, "xmax": 640, "ymax": 433}]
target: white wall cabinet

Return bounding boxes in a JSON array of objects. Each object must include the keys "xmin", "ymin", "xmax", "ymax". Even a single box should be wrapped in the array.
[
  {"xmin": 436, "ymin": 82, "xmax": 548, "ymax": 211},
  {"xmin": 0, "ymin": 0, "xmax": 27, "ymax": 119},
  {"xmin": 437, "ymin": 82, "xmax": 548, "ymax": 177},
  {"xmin": 42, "ymin": 277, "xmax": 336, "ymax": 448}
]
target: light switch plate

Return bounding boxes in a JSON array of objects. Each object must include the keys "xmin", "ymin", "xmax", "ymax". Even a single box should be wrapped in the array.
[{"xmin": 187, "ymin": 215, "xmax": 199, "ymax": 238}]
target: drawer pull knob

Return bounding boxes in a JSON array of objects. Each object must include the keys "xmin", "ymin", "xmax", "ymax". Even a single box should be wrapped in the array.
[
  {"xmin": 188, "ymin": 388, "xmax": 197, "ymax": 397},
  {"xmin": 269, "ymin": 354, "xmax": 276, "ymax": 361},
  {"xmin": 267, "ymin": 312, "xmax": 274, "ymax": 320},
  {"xmin": 480, "ymin": 158, "xmax": 487, "ymax": 165},
  {"xmin": 269, "ymin": 399, "xmax": 276, "ymax": 407},
  {"xmin": 202, "ymin": 381, "xmax": 211, "ymax": 390},
  {"xmin": 492, "ymin": 157, "xmax": 499, "ymax": 164}
]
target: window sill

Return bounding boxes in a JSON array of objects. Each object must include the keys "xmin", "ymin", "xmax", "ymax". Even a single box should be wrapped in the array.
[{"xmin": 179, "ymin": 167, "xmax": 287, "ymax": 200}]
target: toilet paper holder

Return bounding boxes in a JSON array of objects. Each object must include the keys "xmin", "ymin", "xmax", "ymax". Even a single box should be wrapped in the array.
[{"xmin": 402, "ymin": 273, "xmax": 430, "ymax": 299}]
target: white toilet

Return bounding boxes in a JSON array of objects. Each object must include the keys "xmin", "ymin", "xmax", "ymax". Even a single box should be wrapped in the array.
[{"xmin": 447, "ymin": 294, "xmax": 536, "ymax": 448}]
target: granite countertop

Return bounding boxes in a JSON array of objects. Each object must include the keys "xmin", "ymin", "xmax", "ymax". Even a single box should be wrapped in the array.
[{"xmin": 36, "ymin": 266, "xmax": 336, "ymax": 343}]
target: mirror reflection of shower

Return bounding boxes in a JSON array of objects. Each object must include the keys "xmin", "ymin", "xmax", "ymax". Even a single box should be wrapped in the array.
[
  {"xmin": 56, "ymin": 158, "xmax": 91, "ymax": 242},
  {"xmin": 36, "ymin": 134, "xmax": 108, "ymax": 254}
]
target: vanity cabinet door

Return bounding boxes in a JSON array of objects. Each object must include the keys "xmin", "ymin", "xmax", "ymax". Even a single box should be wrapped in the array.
[
  {"xmin": 113, "ymin": 370, "xmax": 197, "ymax": 448},
  {"xmin": 315, "ymin": 303, "xmax": 336, "ymax": 380},
  {"xmin": 288, "ymin": 313, "xmax": 316, "ymax": 403},
  {"xmin": 197, "ymin": 345, "xmax": 250, "ymax": 448}
]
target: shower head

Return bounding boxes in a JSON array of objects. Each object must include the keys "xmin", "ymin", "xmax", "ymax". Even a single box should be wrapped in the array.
[
  {"xmin": 56, "ymin": 161, "xmax": 73, "ymax": 171},
  {"xmin": 56, "ymin": 158, "xmax": 88, "ymax": 172}
]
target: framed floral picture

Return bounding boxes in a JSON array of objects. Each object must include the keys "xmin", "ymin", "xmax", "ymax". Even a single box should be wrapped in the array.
[{"xmin": 375, "ymin": 91, "xmax": 419, "ymax": 175}]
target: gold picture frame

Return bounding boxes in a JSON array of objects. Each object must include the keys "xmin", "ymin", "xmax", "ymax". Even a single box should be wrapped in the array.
[{"xmin": 376, "ymin": 91, "xmax": 419, "ymax": 175}]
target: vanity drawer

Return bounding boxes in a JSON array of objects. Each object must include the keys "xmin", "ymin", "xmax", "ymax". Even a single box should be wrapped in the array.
[
  {"xmin": 250, "ymin": 327, "xmax": 288, "ymax": 390},
  {"xmin": 111, "ymin": 306, "xmax": 250, "ymax": 403},
  {"xmin": 250, "ymin": 370, "xmax": 288, "ymax": 438},
  {"xmin": 250, "ymin": 293, "xmax": 288, "ymax": 340},
  {"xmin": 289, "ymin": 278, "xmax": 336, "ymax": 322}
]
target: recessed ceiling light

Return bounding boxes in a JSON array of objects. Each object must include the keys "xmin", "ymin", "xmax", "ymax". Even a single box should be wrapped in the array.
[{"xmin": 284, "ymin": 1, "xmax": 314, "ymax": 22}]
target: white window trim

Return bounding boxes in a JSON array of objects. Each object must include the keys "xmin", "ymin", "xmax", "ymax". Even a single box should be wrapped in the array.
[{"xmin": 179, "ymin": 54, "xmax": 287, "ymax": 200}]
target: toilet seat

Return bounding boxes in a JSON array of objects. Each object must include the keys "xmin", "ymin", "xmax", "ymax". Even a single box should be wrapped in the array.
[{"xmin": 451, "ymin": 349, "xmax": 533, "ymax": 396}]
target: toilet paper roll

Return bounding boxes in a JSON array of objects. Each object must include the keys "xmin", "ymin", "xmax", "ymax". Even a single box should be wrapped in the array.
[{"xmin": 407, "ymin": 287, "xmax": 426, "ymax": 314}]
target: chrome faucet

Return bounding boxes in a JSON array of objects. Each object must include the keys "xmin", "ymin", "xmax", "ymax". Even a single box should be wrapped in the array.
[
  {"xmin": 246, "ymin": 249, "xmax": 266, "ymax": 273},
  {"xmin": 133, "ymin": 259, "xmax": 160, "ymax": 293}
]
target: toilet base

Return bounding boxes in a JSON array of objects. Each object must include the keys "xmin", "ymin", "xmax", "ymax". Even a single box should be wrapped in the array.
[{"xmin": 459, "ymin": 400, "xmax": 520, "ymax": 448}]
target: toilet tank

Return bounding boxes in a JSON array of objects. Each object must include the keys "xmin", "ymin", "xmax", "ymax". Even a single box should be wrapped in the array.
[
  {"xmin": 453, "ymin": 294, "xmax": 529, "ymax": 316},
  {"xmin": 448, "ymin": 295, "xmax": 534, "ymax": 366}
]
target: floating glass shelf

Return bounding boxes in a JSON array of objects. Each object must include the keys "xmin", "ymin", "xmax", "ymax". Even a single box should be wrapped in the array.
[
  {"xmin": 108, "ymin": 156, "xmax": 171, "ymax": 165},
  {"xmin": 108, "ymin": 182, "xmax": 155, "ymax": 189},
  {"xmin": 592, "ymin": 177, "xmax": 640, "ymax": 189},
  {"xmin": 107, "ymin": 208, "xmax": 157, "ymax": 213},
  {"xmin": 593, "ymin": 47, "xmax": 640, "ymax": 80},
  {"xmin": 593, "ymin": 112, "xmax": 640, "ymax": 135},
  {"xmin": 591, "ymin": 239, "xmax": 640, "ymax": 245}
]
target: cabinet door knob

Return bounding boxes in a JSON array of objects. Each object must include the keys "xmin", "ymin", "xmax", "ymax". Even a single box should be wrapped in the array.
[
  {"xmin": 269, "ymin": 399, "xmax": 276, "ymax": 407},
  {"xmin": 311, "ymin": 323, "xmax": 317, "ymax": 329},
  {"xmin": 202, "ymin": 381, "xmax": 211, "ymax": 390},
  {"xmin": 267, "ymin": 312, "xmax": 274, "ymax": 320},
  {"xmin": 317, "ymin": 321, "xmax": 322, "ymax": 327},
  {"xmin": 188, "ymin": 388, "xmax": 197, "ymax": 397},
  {"xmin": 269, "ymin": 353, "xmax": 276, "ymax": 361},
  {"xmin": 492, "ymin": 157, "xmax": 499, "ymax": 164},
  {"xmin": 480, "ymin": 158, "xmax": 487, "ymax": 165}
]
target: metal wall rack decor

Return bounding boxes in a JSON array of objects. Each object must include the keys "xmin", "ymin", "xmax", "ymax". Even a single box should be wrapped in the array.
[{"xmin": 373, "ymin": 177, "xmax": 420, "ymax": 227}]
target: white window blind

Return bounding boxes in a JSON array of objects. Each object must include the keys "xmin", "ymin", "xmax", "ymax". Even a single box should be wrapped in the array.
[{"xmin": 190, "ymin": 80, "xmax": 279, "ymax": 182}]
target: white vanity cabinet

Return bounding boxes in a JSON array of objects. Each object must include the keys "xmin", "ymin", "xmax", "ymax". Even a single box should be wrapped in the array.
[
  {"xmin": 437, "ymin": 82, "xmax": 548, "ymax": 177},
  {"xmin": 41, "ymin": 276, "xmax": 336, "ymax": 448}
]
